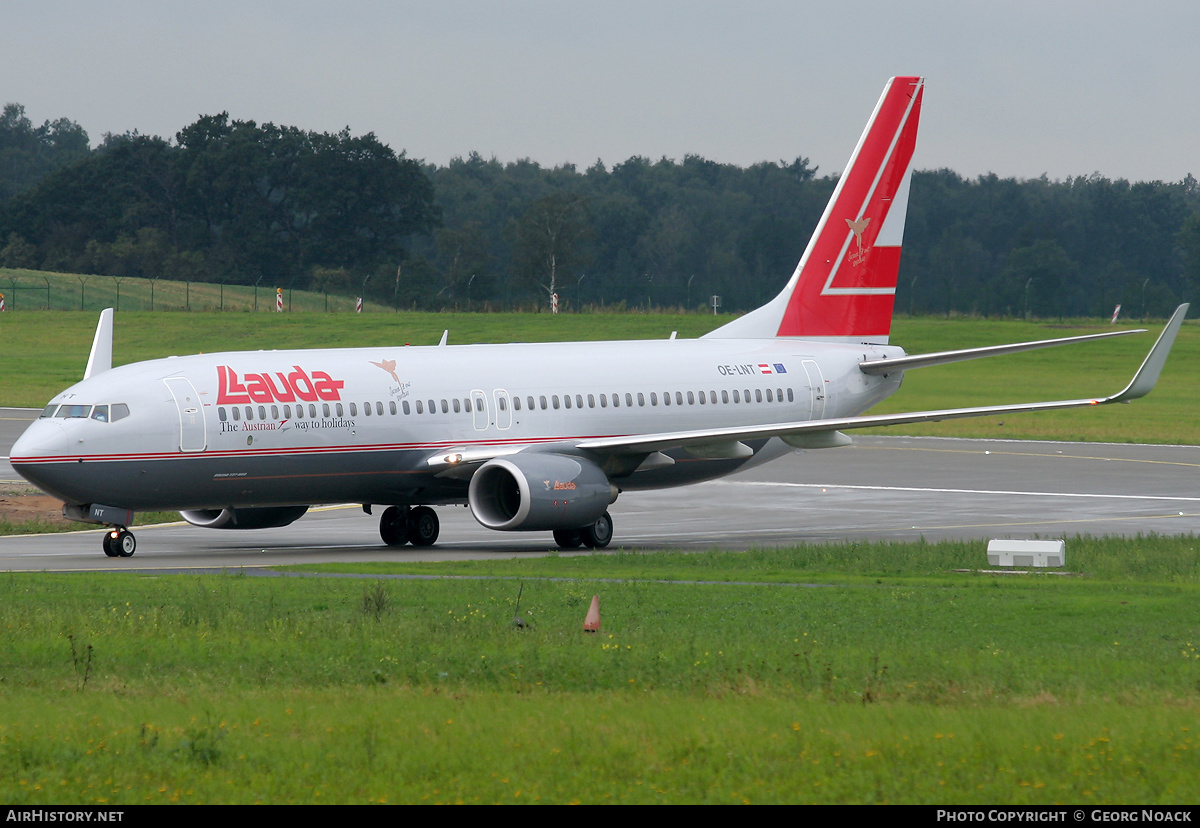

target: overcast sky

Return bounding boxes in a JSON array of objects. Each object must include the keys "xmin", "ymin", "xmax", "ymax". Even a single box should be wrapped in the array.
[{"xmin": 4, "ymin": 1, "xmax": 1197, "ymax": 183}]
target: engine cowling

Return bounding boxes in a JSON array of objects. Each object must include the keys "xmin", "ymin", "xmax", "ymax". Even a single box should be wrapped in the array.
[
  {"xmin": 179, "ymin": 505, "xmax": 309, "ymax": 530},
  {"xmin": 468, "ymin": 454, "xmax": 617, "ymax": 531}
]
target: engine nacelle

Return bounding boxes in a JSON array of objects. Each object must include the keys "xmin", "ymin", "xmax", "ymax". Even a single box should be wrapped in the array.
[
  {"xmin": 179, "ymin": 505, "xmax": 309, "ymax": 530},
  {"xmin": 468, "ymin": 454, "xmax": 617, "ymax": 531}
]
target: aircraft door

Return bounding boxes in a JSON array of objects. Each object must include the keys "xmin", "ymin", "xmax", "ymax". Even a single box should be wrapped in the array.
[
  {"xmin": 801, "ymin": 359, "xmax": 826, "ymax": 419},
  {"xmin": 470, "ymin": 390, "xmax": 489, "ymax": 431},
  {"xmin": 493, "ymin": 389, "xmax": 512, "ymax": 430},
  {"xmin": 163, "ymin": 377, "xmax": 207, "ymax": 452}
]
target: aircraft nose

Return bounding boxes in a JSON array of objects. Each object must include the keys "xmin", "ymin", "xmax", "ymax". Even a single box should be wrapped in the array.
[{"xmin": 9, "ymin": 420, "xmax": 69, "ymax": 465}]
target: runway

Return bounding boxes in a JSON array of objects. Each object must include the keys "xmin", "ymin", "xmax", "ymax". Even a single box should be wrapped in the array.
[{"xmin": 3, "ymin": 402, "xmax": 1198, "ymax": 571}]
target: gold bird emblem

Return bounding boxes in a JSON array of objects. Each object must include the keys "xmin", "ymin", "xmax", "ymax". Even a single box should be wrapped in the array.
[
  {"xmin": 370, "ymin": 358, "xmax": 399, "ymax": 383},
  {"xmin": 845, "ymin": 216, "xmax": 871, "ymax": 249}
]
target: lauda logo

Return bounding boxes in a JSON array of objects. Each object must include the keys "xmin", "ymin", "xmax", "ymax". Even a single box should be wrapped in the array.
[{"xmin": 217, "ymin": 366, "xmax": 345, "ymax": 405}]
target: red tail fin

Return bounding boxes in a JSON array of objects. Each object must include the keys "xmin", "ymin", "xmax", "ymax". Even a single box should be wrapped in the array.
[{"xmin": 706, "ymin": 76, "xmax": 923, "ymax": 342}]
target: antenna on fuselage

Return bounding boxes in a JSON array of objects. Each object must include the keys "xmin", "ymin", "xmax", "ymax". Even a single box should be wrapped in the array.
[{"xmin": 83, "ymin": 308, "xmax": 114, "ymax": 379}]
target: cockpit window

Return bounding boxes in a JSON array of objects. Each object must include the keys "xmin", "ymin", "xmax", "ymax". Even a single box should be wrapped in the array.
[
  {"xmin": 111, "ymin": 403, "xmax": 130, "ymax": 422},
  {"xmin": 40, "ymin": 405, "xmax": 59, "ymax": 418},
  {"xmin": 90, "ymin": 405, "xmax": 109, "ymax": 422},
  {"xmin": 57, "ymin": 404, "xmax": 92, "ymax": 419}
]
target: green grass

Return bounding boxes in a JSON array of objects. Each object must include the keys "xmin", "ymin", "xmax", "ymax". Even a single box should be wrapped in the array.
[{"xmin": 1, "ymin": 536, "xmax": 1199, "ymax": 803}]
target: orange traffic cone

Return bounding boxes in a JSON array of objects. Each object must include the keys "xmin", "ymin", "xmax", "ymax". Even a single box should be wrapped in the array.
[{"xmin": 583, "ymin": 595, "xmax": 601, "ymax": 633}]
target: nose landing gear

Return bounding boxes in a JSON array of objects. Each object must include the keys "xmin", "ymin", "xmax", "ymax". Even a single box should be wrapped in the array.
[{"xmin": 101, "ymin": 527, "xmax": 136, "ymax": 558}]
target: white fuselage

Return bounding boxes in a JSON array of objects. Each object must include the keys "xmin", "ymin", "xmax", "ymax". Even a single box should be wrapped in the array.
[{"xmin": 11, "ymin": 336, "xmax": 904, "ymax": 512}]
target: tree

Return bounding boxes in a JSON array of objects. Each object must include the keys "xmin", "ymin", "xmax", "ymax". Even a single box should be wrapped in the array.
[{"xmin": 511, "ymin": 193, "xmax": 593, "ymax": 310}]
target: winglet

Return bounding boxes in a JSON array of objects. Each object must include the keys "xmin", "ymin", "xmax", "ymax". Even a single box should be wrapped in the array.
[
  {"xmin": 83, "ymin": 308, "xmax": 114, "ymax": 380},
  {"xmin": 439, "ymin": 330, "xmax": 449, "ymax": 347},
  {"xmin": 1104, "ymin": 304, "xmax": 1188, "ymax": 402}
]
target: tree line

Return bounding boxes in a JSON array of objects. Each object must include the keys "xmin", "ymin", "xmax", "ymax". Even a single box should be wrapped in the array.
[{"xmin": 3, "ymin": 103, "xmax": 1199, "ymax": 318}]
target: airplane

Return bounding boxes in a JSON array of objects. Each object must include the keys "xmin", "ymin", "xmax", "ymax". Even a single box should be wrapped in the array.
[{"xmin": 9, "ymin": 76, "xmax": 1189, "ymax": 558}]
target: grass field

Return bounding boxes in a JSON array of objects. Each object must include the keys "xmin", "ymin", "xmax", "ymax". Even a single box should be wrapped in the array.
[{"xmin": 1, "ymin": 536, "xmax": 1198, "ymax": 804}]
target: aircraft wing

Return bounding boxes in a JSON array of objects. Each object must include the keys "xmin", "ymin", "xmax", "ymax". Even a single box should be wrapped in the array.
[
  {"xmin": 576, "ymin": 304, "xmax": 1187, "ymax": 456},
  {"xmin": 427, "ymin": 304, "xmax": 1186, "ymax": 471},
  {"xmin": 858, "ymin": 328, "xmax": 1145, "ymax": 375}
]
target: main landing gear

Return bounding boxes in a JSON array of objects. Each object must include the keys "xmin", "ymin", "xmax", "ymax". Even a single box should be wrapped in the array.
[
  {"xmin": 553, "ymin": 511, "xmax": 614, "ymax": 550},
  {"xmin": 378, "ymin": 505, "xmax": 440, "ymax": 547},
  {"xmin": 101, "ymin": 527, "xmax": 136, "ymax": 558}
]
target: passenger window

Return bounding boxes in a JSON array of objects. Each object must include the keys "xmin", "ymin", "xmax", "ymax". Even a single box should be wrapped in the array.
[
  {"xmin": 295, "ymin": 405, "xmax": 303, "ymax": 419},
  {"xmin": 245, "ymin": 406, "xmax": 253, "ymax": 421},
  {"xmin": 284, "ymin": 405, "xmax": 292, "ymax": 419},
  {"xmin": 272, "ymin": 405, "xmax": 280, "ymax": 420},
  {"xmin": 453, "ymin": 398, "xmax": 461, "ymax": 413},
  {"xmin": 697, "ymin": 391, "xmax": 705, "ymax": 405},
  {"xmin": 232, "ymin": 407, "xmax": 241, "ymax": 421},
  {"xmin": 499, "ymin": 396, "xmax": 508, "ymax": 411},
  {"xmin": 513, "ymin": 397, "xmax": 521, "ymax": 411},
  {"xmin": 309, "ymin": 404, "xmax": 317, "ymax": 418},
  {"xmin": 217, "ymin": 407, "xmax": 227, "ymax": 423},
  {"xmin": 576, "ymin": 395, "xmax": 583, "ymax": 409},
  {"xmin": 403, "ymin": 400, "xmax": 410, "ymax": 415},
  {"xmin": 378, "ymin": 402, "xmax": 385, "ymax": 416},
  {"xmin": 259, "ymin": 405, "xmax": 268, "ymax": 420},
  {"xmin": 440, "ymin": 399, "xmax": 448, "ymax": 414},
  {"xmin": 540, "ymin": 396, "xmax": 547, "ymax": 410},
  {"xmin": 733, "ymin": 390, "xmax": 741, "ymax": 403},
  {"xmin": 389, "ymin": 401, "xmax": 396, "ymax": 415},
  {"xmin": 628, "ymin": 393, "xmax": 635, "ymax": 407},
  {"xmin": 766, "ymin": 389, "xmax": 773, "ymax": 403},
  {"xmin": 676, "ymin": 391, "xmax": 684, "ymax": 405},
  {"xmin": 552, "ymin": 395, "xmax": 560, "ymax": 410},
  {"xmin": 755, "ymin": 389, "xmax": 763, "ymax": 403},
  {"xmin": 349, "ymin": 403, "xmax": 357, "ymax": 416},
  {"xmin": 598, "ymin": 394, "xmax": 606, "ymax": 408},
  {"xmin": 722, "ymin": 390, "xmax": 729, "ymax": 404},
  {"xmin": 744, "ymin": 389, "xmax": 751, "ymax": 402},
  {"xmin": 527, "ymin": 396, "xmax": 535, "ymax": 410},
  {"xmin": 416, "ymin": 400, "xmax": 423, "ymax": 414},
  {"xmin": 428, "ymin": 400, "xmax": 435, "ymax": 414},
  {"xmin": 364, "ymin": 402, "xmax": 372, "ymax": 416},
  {"xmin": 564, "ymin": 395, "xmax": 572, "ymax": 410},
  {"xmin": 650, "ymin": 393, "xmax": 658, "ymax": 406},
  {"xmin": 687, "ymin": 391, "xmax": 695, "ymax": 405},
  {"xmin": 710, "ymin": 391, "xmax": 717, "ymax": 404}
]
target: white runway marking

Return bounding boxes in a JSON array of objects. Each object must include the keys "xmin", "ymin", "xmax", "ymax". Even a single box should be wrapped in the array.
[{"xmin": 716, "ymin": 480, "xmax": 1200, "ymax": 503}]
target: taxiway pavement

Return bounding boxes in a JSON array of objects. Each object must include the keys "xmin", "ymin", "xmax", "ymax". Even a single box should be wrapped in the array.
[{"xmin": 2, "ymin": 402, "xmax": 1197, "ymax": 571}]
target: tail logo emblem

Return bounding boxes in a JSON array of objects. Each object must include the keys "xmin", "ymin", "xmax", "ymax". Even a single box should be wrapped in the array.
[{"xmin": 845, "ymin": 216, "xmax": 871, "ymax": 266}]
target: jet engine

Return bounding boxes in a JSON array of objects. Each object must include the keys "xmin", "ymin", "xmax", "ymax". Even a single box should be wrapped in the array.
[
  {"xmin": 468, "ymin": 454, "xmax": 617, "ymax": 531},
  {"xmin": 179, "ymin": 505, "xmax": 310, "ymax": 530}
]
